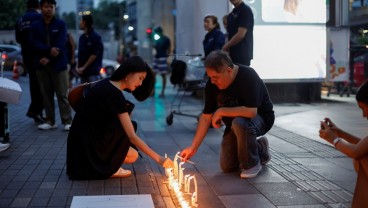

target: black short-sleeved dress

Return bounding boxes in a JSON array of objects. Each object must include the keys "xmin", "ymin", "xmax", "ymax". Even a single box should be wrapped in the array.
[{"xmin": 67, "ymin": 78, "xmax": 132, "ymax": 180}]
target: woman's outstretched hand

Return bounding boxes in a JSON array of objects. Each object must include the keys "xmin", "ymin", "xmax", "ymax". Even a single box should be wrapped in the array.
[{"xmin": 159, "ymin": 157, "xmax": 174, "ymax": 168}]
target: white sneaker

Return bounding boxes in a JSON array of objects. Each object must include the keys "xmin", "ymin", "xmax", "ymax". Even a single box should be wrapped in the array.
[
  {"xmin": 64, "ymin": 124, "xmax": 71, "ymax": 131},
  {"xmin": 0, "ymin": 143, "xmax": 10, "ymax": 152},
  {"xmin": 240, "ymin": 162, "xmax": 262, "ymax": 179},
  {"xmin": 38, "ymin": 123, "xmax": 57, "ymax": 130}
]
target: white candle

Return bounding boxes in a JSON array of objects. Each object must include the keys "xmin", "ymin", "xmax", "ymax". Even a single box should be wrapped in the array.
[
  {"xmin": 184, "ymin": 174, "xmax": 190, "ymax": 193},
  {"xmin": 178, "ymin": 162, "xmax": 185, "ymax": 189},
  {"xmin": 187, "ymin": 176, "xmax": 194, "ymax": 193},
  {"xmin": 192, "ymin": 175, "xmax": 198, "ymax": 207}
]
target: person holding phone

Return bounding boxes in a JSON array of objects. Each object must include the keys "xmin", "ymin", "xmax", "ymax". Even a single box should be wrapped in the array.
[{"xmin": 319, "ymin": 80, "xmax": 368, "ymax": 208}]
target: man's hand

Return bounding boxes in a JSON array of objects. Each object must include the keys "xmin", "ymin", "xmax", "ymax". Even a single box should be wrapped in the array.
[
  {"xmin": 39, "ymin": 57, "xmax": 49, "ymax": 66},
  {"xmin": 211, "ymin": 110, "xmax": 222, "ymax": 128},
  {"xmin": 222, "ymin": 44, "xmax": 229, "ymax": 52},
  {"xmin": 76, "ymin": 66, "xmax": 85, "ymax": 74},
  {"xmin": 50, "ymin": 47, "xmax": 60, "ymax": 57},
  {"xmin": 180, "ymin": 146, "xmax": 197, "ymax": 161}
]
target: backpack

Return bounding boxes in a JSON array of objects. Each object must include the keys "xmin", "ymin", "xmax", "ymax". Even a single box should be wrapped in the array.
[
  {"xmin": 170, "ymin": 59, "xmax": 186, "ymax": 86},
  {"xmin": 67, "ymin": 80, "xmax": 100, "ymax": 111}
]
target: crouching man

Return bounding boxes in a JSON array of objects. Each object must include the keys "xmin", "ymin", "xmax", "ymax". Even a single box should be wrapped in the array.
[{"xmin": 181, "ymin": 50, "xmax": 274, "ymax": 178}]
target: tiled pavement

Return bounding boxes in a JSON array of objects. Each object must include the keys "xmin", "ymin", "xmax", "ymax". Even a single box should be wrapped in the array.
[{"xmin": 0, "ymin": 72, "xmax": 361, "ymax": 208}]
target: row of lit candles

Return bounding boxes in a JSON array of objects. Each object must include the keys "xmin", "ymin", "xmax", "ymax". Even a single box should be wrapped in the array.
[{"xmin": 165, "ymin": 152, "xmax": 198, "ymax": 208}]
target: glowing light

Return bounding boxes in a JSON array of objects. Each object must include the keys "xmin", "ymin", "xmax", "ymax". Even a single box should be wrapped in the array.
[
  {"xmin": 165, "ymin": 152, "xmax": 198, "ymax": 207},
  {"xmin": 153, "ymin": 34, "xmax": 161, "ymax": 41}
]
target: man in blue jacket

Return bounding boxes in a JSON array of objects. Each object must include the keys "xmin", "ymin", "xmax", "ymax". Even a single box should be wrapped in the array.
[
  {"xmin": 30, "ymin": 0, "xmax": 72, "ymax": 131},
  {"xmin": 15, "ymin": 0, "xmax": 45, "ymax": 123}
]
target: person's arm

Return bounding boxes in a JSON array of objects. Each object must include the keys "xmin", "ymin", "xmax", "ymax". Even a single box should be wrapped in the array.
[
  {"xmin": 15, "ymin": 19, "xmax": 23, "ymax": 44},
  {"xmin": 166, "ymin": 37, "xmax": 171, "ymax": 56},
  {"xmin": 77, "ymin": 35, "xmax": 102, "ymax": 73},
  {"xmin": 214, "ymin": 31, "xmax": 225, "ymax": 51},
  {"xmin": 222, "ymin": 27, "xmax": 247, "ymax": 51},
  {"xmin": 212, "ymin": 106, "xmax": 257, "ymax": 128},
  {"xmin": 30, "ymin": 22, "xmax": 50, "ymax": 56},
  {"xmin": 68, "ymin": 34, "xmax": 76, "ymax": 65},
  {"xmin": 118, "ymin": 112, "xmax": 173, "ymax": 168},
  {"xmin": 335, "ymin": 136, "xmax": 368, "ymax": 159},
  {"xmin": 77, "ymin": 55, "xmax": 97, "ymax": 73},
  {"xmin": 319, "ymin": 121, "xmax": 368, "ymax": 159},
  {"xmin": 324, "ymin": 118, "xmax": 361, "ymax": 144},
  {"xmin": 50, "ymin": 20, "xmax": 67, "ymax": 57},
  {"xmin": 180, "ymin": 113, "xmax": 212, "ymax": 160}
]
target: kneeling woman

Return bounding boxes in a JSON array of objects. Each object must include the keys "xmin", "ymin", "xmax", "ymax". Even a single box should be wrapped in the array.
[{"xmin": 67, "ymin": 56, "xmax": 173, "ymax": 180}]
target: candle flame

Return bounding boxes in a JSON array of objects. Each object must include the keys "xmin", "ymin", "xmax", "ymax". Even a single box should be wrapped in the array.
[{"xmin": 164, "ymin": 153, "xmax": 198, "ymax": 208}]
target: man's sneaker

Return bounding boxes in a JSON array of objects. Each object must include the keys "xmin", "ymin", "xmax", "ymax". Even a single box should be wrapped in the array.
[
  {"xmin": 0, "ymin": 143, "xmax": 10, "ymax": 152},
  {"xmin": 258, "ymin": 136, "xmax": 271, "ymax": 165},
  {"xmin": 38, "ymin": 123, "xmax": 57, "ymax": 130},
  {"xmin": 240, "ymin": 163, "xmax": 262, "ymax": 179},
  {"xmin": 64, "ymin": 124, "xmax": 71, "ymax": 131}
]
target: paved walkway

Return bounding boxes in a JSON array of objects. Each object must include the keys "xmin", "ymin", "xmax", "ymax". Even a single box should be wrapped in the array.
[{"xmin": 0, "ymin": 72, "xmax": 361, "ymax": 208}]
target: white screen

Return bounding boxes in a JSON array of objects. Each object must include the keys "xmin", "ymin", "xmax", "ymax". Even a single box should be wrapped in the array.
[
  {"xmin": 247, "ymin": 0, "xmax": 327, "ymax": 81},
  {"xmin": 251, "ymin": 25, "xmax": 326, "ymax": 81}
]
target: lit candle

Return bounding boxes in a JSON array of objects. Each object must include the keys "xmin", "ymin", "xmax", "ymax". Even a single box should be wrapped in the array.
[
  {"xmin": 187, "ymin": 176, "xmax": 194, "ymax": 193},
  {"xmin": 192, "ymin": 192, "xmax": 198, "ymax": 207},
  {"xmin": 184, "ymin": 174, "xmax": 190, "ymax": 193},
  {"xmin": 191, "ymin": 175, "xmax": 198, "ymax": 207},
  {"xmin": 178, "ymin": 162, "xmax": 185, "ymax": 189},
  {"xmin": 164, "ymin": 152, "xmax": 197, "ymax": 208},
  {"xmin": 173, "ymin": 152, "xmax": 180, "ymax": 178}
]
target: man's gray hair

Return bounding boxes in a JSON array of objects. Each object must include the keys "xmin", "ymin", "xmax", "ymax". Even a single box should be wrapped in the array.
[{"xmin": 204, "ymin": 50, "xmax": 234, "ymax": 73}]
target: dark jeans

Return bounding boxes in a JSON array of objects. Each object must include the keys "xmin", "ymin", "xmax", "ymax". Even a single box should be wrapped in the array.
[
  {"xmin": 220, "ymin": 116, "xmax": 267, "ymax": 172},
  {"xmin": 24, "ymin": 59, "xmax": 44, "ymax": 116}
]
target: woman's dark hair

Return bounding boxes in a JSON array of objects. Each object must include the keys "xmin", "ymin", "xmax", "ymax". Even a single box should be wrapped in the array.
[
  {"xmin": 110, "ymin": 56, "xmax": 155, "ymax": 101},
  {"xmin": 356, "ymin": 80, "xmax": 368, "ymax": 104},
  {"xmin": 204, "ymin": 15, "xmax": 220, "ymax": 30}
]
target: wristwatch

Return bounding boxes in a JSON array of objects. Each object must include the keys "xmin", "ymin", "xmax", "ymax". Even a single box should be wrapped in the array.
[{"xmin": 333, "ymin": 137, "xmax": 342, "ymax": 147}]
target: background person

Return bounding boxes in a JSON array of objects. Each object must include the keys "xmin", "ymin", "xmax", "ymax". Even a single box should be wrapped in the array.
[
  {"xmin": 77, "ymin": 14, "xmax": 104, "ymax": 84},
  {"xmin": 222, "ymin": 0, "xmax": 254, "ymax": 66},
  {"xmin": 67, "ymin": 56, "xmax": 173, "ymax": 180},
  {"xmin": 30, "ymin": 0, "xmax": 72, "ymax": 131},
  {"xmin": 319, "ymin": 81, "xmax": 368, "ymax": 208},
  {"xmin": 203, "ymin": 15, "xmax": 225, "ymax": 58},
  {"xmin": 180, "ymin": 50, "xmax": 274, "ymax": 179},
  {"xmin": 152, "ymin": 26, "xmax": 171, "ymax": 98},
  {"xmin": 15, "ymin": 0, "xmax": 45, "ymax": 123}
]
